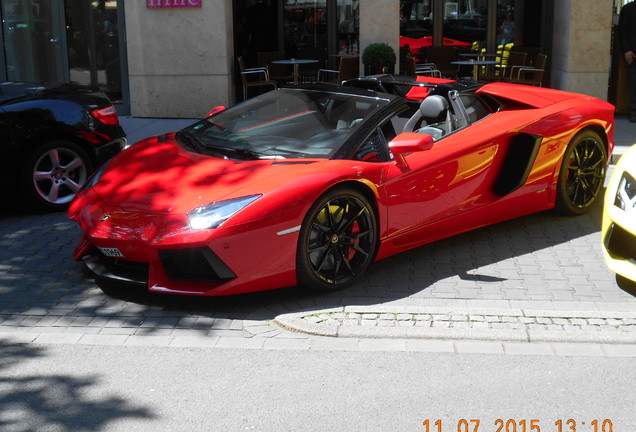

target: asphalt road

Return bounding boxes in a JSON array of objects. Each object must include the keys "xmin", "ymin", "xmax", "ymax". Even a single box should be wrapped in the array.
[{"xmin": 1, "ymin": 342, "xmax": 634, "ymax": 431}]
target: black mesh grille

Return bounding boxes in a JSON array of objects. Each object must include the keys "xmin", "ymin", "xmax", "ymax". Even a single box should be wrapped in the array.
[
  {"xmin": 604, "ymin": 223, "xmax": 636, "ymax": 262},
  {"xmin": 159, "ymin": 247, "xmax": 236, "ymax": 282}
]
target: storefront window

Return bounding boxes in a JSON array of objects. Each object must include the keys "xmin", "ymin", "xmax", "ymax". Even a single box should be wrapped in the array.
[
  {"xmin": 443, "ymin": 0, "xmax": 488, "ymax": 47},
  {"xmin": 336, "ymin": 0, "xmax": 359, "ymax": 55},
  {"xmin": 400, "ymin": 0, "xmax": 531, "ymax": 58},
  {"xmin": 65, "ymin": 0, "xmax": 122, "ymax": 102},
  {"xmin": 283, "ymin": 0, "xmax": 327, "ymax": 57},
  {"xmin": 400, "ymin": 1, "xmax": 433, "ymax": 39},
  {"xmin": 1, "ymin": 0, "xmax": 64, "ymax": 83},
  {"xmin": 282, "ymin": 0, "xmax": 359, "ymax": 68},
  {"xmin": 496, "ymin": 1, "xmax": 521, "ymax": 46},
  {"xmin": 234, "ymin": 0, "xmax": 359, "ymax": 75}
]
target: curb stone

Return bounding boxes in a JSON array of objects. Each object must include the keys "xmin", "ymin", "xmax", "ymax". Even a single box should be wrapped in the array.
[{"xmin": 274, "ymin": 307, "xmax": 636, "ymax": 344}]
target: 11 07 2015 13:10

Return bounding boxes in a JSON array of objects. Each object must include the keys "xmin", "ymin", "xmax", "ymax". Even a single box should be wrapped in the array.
[{"xmin": 422, "ymin": 419, "xmax": 614, "ymax": 432}]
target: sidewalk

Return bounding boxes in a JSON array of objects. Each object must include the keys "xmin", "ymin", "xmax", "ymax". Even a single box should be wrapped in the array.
[{"xmin": 612, "ymin": 115, "xmax": 636, "ymax": 160}]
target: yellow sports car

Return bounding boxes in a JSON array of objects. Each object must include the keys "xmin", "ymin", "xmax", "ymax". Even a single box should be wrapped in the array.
[{"xmin": 602, "ymin": 144, "xmax": 636, "ymax": 283}]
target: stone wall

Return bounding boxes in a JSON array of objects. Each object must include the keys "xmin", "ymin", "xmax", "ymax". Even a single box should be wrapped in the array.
[
  {"xmin": 359, "ymin": 0, "xmax": 400, "ymax": 75},
  {"xmin": 124, "ymin": 2, "xmax": 233, "ymax": 118},
  {"xmin": 551, "ymin": 0, "xmax": 613, "ymax": 99}
]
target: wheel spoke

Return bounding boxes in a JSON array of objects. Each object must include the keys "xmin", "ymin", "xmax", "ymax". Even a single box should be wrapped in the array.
[
  {"xmin": 573, "ymin": 183, "xmax": 582, "ymax": 204},
  {"xmin": 47, "ymin": 182, "xmax": 61, "ymax": 202},
  {"xmin": 311, "ymin": 220, "xmax": 331, "ymax": 233},
  {"xmin": 586, "ymin": 158, "xmax": 603, "ymax": 171},
  {"xmin": 326, "ymin": 201, "xmax": 338, "ymax": 230},
  {"xmin": 46, "ymin": 149, "xmax": 61, "ymax": 168},
  {"xmin": 63, "ymin": 156, "xmax": 84, "ymax": 172},
  {"xmin": 331, "ymin": 251, "xmax": 342, "ymax": 281},
  {"xmin": 64, "ymin": 178, "xmax": 83, "ymax": 193},
  {"xmin": 573, "ymin": 147, "xmax": 583, "ymax": 167},
  {"xmin": 338, "ymin": 207, "xmax": 367, "ymax": 234},
  {"xmin": 592, "ymin": 172, "xmax": 605, "ymax": 180},
  {"xmin": 343, "ymin": 228, "xmax": 373, "ymax": 240},
  {"xmin": 341, "ymin": 241, "xmax": 370, "ymax": 257},
  {"xmin": 314, "ymin": 246, "xmax": 332, "ymax": 273},
  {"xmin": 33, "ymin": 170, "xmax": 53, "ymax": 180},
  {"xmin": 308, "ymin": 242, "xmax": 329, "ymax": 254},
  {"xmin": 337, "ymin": 246, "xmax": 354, "ymax": 275}
]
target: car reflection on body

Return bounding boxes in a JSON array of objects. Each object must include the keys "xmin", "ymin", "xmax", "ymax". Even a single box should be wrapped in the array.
[{"xmin": 69, "ymin": 78, "xmax": 614, "ymax": 296}]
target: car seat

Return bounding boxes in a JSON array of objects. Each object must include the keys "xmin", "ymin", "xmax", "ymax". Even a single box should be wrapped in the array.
[{"xmin": 403, "ymin": 95, "xmax": 449, "ymax": 133}]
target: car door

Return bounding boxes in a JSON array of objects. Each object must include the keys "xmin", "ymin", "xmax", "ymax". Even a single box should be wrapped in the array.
[{"xmin": 382, "ymin": 93, "xmax": 507, "ymax": 242}]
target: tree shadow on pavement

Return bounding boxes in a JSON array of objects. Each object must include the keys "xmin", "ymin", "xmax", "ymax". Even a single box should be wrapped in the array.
[
  {"xmin": 0, "ymin": 341, "xmax": 154, "ymax": 431},
  {"xmin": 1, "ymin": 192, "xmax": 633, "ymax": 332}
]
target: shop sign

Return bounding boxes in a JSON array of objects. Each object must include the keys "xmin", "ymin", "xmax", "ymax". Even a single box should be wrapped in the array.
[{"xmin": 146, "ymin": 0, "xmax": 202, "ymax": 7}]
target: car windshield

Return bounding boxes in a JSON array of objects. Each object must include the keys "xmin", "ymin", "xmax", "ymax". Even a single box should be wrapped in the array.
[{"xmin": 178, "ymin": 89, "xmax": 390, "ymax": 160}]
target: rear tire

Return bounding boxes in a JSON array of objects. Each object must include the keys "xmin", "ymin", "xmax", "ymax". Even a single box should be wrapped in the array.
[
  {"xmin": 22, "ymin": 140, "xmax": 94, "ymax": 212},
  {"xmin": 296, "ymin": 187, "xmax": 378, "ymax": 291},
  {"xmin": 555, "ymin": 129, "xmax": 606, "ymax": 215}
]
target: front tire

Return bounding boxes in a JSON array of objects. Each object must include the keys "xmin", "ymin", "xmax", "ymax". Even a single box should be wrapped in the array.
[
  {"xmin": 22, "ymin": 140, "xmax": 94, "ymax": 212},
  {"xmin": 297, "ymin": 187, "xmax": 378, "ymax": 291},
  {"xmin": 555, "ymin": 129, "xmax": 606, "ymax": 215}
]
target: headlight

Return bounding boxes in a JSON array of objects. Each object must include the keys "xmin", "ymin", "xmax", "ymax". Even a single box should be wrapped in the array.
[
  {"xmin": 188, "ymin": 195, "xmax": 262, "ymax": 230},
  {"xmin": 614, "ymin": 172, "xmax": 636, "ymax": 211}
]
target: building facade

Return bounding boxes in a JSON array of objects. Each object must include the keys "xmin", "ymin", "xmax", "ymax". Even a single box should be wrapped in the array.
[{"xmin": 0, "ymin": 0, "xmax": 621, "ymax": 118}]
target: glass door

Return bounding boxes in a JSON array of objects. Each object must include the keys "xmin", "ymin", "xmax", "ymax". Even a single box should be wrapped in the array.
[
  {"xmin": 442, "ymin": 0, "xmax": 488, "ymax": 48},
  {"xmin": 283, "ymin": 0, "xmax": 328, "ymax": 57},
  {"xmin": 335, "ymin": 0, "xmax": 359, "ymax": 55},
  {"xmin": 282, "ymin": 0, "xmax": 358, "ymax": 69},
  {"xmin": 1, "ymin": 0, "xmax": 67, "ymax": 83},
  {"xmin": 64, "ymin": 0, "xmax": 124, "ymax": 103}
]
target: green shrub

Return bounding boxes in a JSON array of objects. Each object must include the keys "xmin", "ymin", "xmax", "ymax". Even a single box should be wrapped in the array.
[{"xmin": 362, "ymin": 43, "xmax": 397, "ymax": 67}]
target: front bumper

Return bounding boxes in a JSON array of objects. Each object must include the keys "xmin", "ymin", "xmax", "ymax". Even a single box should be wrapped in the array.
[
  {"xmin": 602, "ymin": 222, "xmax": 636, "ymax": 282},
  {"xmin": 69, "ymin": 190, "xmax": 299, "ymax": 296},
  {"xmin": 82, "ymin": 245, "xmax": 236, "ymax": 287}
]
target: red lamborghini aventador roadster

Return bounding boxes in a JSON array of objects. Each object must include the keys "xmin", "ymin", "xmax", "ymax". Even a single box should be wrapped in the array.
[{"xmin": 68, "ymin": 77, "xmax": 615, "ymax": 296}]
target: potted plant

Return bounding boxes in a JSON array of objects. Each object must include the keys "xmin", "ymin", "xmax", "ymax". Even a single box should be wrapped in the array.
[{"xmin": 362, "ymin": 43, "xmax": 397, "ymax": 75}]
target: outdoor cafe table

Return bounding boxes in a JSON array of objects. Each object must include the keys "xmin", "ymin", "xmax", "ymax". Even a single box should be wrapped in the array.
[
  {"xmin": 460, "ymin": 52, "xmax": 498, "ymax": 60},
  {"xmin": 271, "ymin": 59, "xmax": 318, "ymax": 85},
  {"xmin": 461, "ymin": 52, "xmax": 498, "ymax": 57},
  {"xmin": 451, "ymin": 59, "xmax": 499, "ymax": 80}
]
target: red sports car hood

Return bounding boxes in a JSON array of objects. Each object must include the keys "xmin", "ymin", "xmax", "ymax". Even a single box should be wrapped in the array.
[{"xmin": 92, "ymin": 135, "xmax": 324, "ymax": 214}]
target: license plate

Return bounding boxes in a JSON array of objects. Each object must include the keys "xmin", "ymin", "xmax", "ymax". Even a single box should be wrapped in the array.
[{"xmin": 98, "ymin": 247, "xmax": 124, "ymax": 258}]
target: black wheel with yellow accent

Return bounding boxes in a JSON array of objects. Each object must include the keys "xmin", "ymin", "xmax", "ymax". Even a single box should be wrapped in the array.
[
  {"xmin": 555, "ymin": 129, "xmax": 607, "ymax": 215},
  {"xmin": 297, "ymin": 187, "xmax": 377, "ymax": 291}
]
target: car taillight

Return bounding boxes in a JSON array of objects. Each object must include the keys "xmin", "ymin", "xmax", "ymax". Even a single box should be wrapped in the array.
[{"xmin": 91, "ymin": 105, "xmax": 119, "ymax": 126}]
